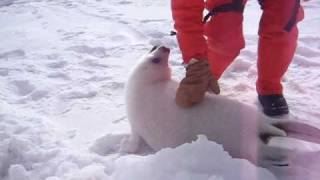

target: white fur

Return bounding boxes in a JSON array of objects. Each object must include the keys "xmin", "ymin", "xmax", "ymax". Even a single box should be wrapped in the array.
[{"xmin": 124, "ymin": 47, "xmax": 319, "ymax": 168}]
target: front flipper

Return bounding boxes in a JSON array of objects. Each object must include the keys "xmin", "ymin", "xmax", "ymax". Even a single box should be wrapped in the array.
[
  {"xmin": 259, "ymin": 123, "xmax": 287, "ymax": 143},
  {"xmin": 119, "ymin": 133, "xmax": 143, "ymax": 154}
]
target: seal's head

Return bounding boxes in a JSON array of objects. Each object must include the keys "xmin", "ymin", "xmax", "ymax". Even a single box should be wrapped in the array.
[{"xmin": 131, "ymin": 46, "xmax": 171, "ymax": 84}]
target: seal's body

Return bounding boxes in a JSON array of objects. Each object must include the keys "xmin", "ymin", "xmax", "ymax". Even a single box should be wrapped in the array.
[{"xmin": 124, "ymin": 46, "xmax": 320, "ymax": 168}]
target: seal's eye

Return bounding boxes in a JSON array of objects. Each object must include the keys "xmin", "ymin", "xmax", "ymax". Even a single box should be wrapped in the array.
[
  {"xmin": 149, "ymin": 46, "xmax": 158, "ymax": 53},
  {"xmin": 151, "ymin": 57, "xmax": 161, "ymax": 64}
]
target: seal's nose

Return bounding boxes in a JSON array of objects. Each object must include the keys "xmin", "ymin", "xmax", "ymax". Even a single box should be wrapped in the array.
[
  {"xmin": 150, "ymin": 46, "xmax": 158, "ymax": 53},
  {"xmin": 159, "ymin": 46, "xmax": 170, "ymax": 52}
]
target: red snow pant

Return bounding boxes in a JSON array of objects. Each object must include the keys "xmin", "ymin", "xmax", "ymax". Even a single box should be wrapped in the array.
[{"xmin": 171, "ymin": 0, "xmax": 304, "ymax": 95}]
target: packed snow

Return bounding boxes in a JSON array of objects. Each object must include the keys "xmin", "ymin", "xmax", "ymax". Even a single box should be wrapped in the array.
[{"xmin": 0, "ymin": 0, "xmax": 320, "ymax": 180}]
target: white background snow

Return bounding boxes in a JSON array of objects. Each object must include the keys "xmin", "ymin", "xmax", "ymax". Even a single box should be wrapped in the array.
[{"xmin": 0, "ymin": 0, "xmax": 320, "ymax": 180}]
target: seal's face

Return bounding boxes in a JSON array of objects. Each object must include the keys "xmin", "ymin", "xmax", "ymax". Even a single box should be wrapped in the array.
[
  {"xmin": 147, "ymin": 46, "xmax": 170, "ymax": 66},
  {"xmin": 134, "ymin": 46, "xmax": 171, "ymax": 83}
]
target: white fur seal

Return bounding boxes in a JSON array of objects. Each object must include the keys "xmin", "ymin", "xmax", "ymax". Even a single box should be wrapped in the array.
[{"xmin": 123, "ymin": 46, "xmax": 320, "ymax": 168}]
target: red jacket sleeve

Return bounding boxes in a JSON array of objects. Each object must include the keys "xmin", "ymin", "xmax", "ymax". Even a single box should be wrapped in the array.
[{"xmin": 171, "ymin": 0, "xmax": 207, "ymax": 63}]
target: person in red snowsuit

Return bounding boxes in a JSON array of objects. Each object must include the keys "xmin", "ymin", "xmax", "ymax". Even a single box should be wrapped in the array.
[{"xmin": 172, "ymin": 0, "xmax": 304, "ymax": 116}]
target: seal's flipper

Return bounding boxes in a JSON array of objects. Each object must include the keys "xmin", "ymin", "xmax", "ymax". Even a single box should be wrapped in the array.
[
  {"xmin": 273, "ymin": 121, "xmax": 320, "ymax": 144},
  {"xmin": 259, "ymin": 124, "xmax": 287, "ymax": 143},
  {"xmin": 119, "ymin": 133, "xmax": 143, "ymax": 154},
  {"xmin": 120, "ymin": 133, "xmax": 153, "ymax": 155}
]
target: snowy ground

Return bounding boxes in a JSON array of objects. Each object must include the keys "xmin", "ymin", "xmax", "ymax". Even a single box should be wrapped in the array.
[{"xmin": 0, "ymin": 0, "xmax": 320, "ymax": 180}]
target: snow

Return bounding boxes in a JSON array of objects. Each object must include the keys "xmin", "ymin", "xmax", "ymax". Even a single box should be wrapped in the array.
[
  {"xmin": 112, "ymin": 136, "xmax": 276, "ymax": 180},
  {"xmin": 0, "ymin": 0, "xmax": 319, "ymax": 180}
]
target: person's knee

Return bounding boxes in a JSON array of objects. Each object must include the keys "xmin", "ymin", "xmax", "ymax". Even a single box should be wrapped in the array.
[
  {"xmin": 205, "ymin": 12, "xmax": 245, "ymax": 57},
  {"xmin": 208, "ymin": 38, "xmax": 244, "ymax": 59},
  {"xmin": 258, "ymin": 0, "xmax": 304, "ymax": 36}
]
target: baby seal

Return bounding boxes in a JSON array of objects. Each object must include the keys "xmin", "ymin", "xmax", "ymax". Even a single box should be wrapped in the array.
[{"xmin": 123, "ymin": 46, "xmax": 320, "ymax": 168}]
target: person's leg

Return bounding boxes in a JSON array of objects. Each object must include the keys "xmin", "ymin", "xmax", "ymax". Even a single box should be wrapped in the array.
[
  {"xmin": 172, "ymin": 0, "xmax": 220, "ymax": 107},
  {"xmin": 257, "ymin": 0, "xmax": 304, "ymax": 116},
  {"xmin": 205, "ymin": 0, "xmax": 247, "ymax": 79},
  {"xmin": 257, "ymin": 0, "xmax": 304, "ymax": 95},
  {"xmin": 171, "ymin": 0, "xmax": 207, "ymax": 63}
]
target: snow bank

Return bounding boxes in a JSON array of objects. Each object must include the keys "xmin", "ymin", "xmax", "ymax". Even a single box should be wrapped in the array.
[
  {"xmin": 0, "ymin": 102, "xmax": 274, "ymax": 180},
  {"xmin": 0, "ymin": 110, "xmax": 276, "ymax": 180},
  {"xmin": 112, "ymin": 136, "xmax": 275, "ymax": 180}
]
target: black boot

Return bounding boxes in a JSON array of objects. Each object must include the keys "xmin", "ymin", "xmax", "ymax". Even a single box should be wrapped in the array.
[{"xmin": 258, "ymin": 94, "xmax": 289, "ymax": 116}]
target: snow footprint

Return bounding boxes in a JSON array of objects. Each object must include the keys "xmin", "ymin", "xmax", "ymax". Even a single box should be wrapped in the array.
[
  {"xmin": 0, "ymin": 49, "xmax": 25, "ymax": 59},
  {"xmin": 9, "ymin": 80, "xmax": 35, "ymax": 96},
  {"xmin": 28, "ymin": 90, "xmax": 49, "ymax": 101},
  {"xmin": 0, "ymin": 69, "xmax": 9, "ymax": 76},
  {"xmin": 0, "ymin": 0, "xmax": 15, "ymax": 8},
  {"xmin": 229, "ymin": 58, "xmax": 253, "ymax": 73},
  {"xmin": 67, "ymin": 45, "xmax": 109, "ymax": 58},
  {"xmin": 81, "ymin": 59, "xmax": 109, "ymax": 69},
  {"xmin": 117, "ymin": 1, "xmax": 133, "ymax": 5},
  {"xmin": 296, "ymin": 45, "xmax": 320, "ymax": 59},
  {"xmin": 8, "ymin": 80, "xmax": 49, "ymax": 101},
  {"xmin": 47, "ymin": 72, "xmax": 71, "ymax": 81},
  {"xmin": 61, "ymin": 31, "xmax": 85, "ymax": 41},
  {"xmin": 59, "ymin": 89, "xmax": 97, "ymax": 100},
  {"xmin": 46, "ymin": 61, "xmax": 68, "ymax": 69},
  {"xmin": 293, "ymin": 54, "xmax": 320, "ymax": 68},
  {"xmin": 86, "ymin": 76, "xmax": 112, "ymax": 82},
  {"xmin": 299, "ymin": 36, "xmax": 320, "ymax": 50},
  {"xmin": 105, "ymin": 82, "xmax": 125, "ymax": 90}
]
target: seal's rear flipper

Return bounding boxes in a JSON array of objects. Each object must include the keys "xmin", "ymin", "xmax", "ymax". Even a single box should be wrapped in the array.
[
  {"xmin": 268, "ymin": 151, "xmax": 320, "ymax": 179},
  {"xmin": 273, "ymin": 121, "xmax": 320, "ymax": 144},
  {"xmin": 120, "ymin": 133, "xmax": 153, "ymax": 155}
]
